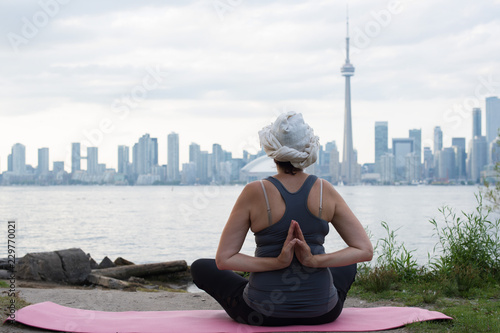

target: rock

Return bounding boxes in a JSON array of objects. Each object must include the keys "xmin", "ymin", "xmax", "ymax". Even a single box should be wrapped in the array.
[
  {"xmin": 0, "ymin": 269, "xmax": 12, "ymax": 279},
  {"xmin": 114, "ymin": 257, "xmax": 135, "ymax": 266},
  {"xmin": 89, "ymin": 257, "xmax": 99, "ymax": 269},
  {"xmin": 98, "ymin": 256, "xmax": 115, "ymax": 269},
  {"xmin": 0, "ymin": 258, "xmax": 20, "ymax": 270},
  {"xmin": 16, "ymin": 248, "xmax": 90, "ymax": 284},
  {"xmin": 17, "ymin": 251, "xmax": 66, "ymax": 282},
  {"xmin": 87, "ymin": 253, "xmax": 99, "ymax": 269},
  {"xmin": 55, "ymin": 248, "xmax": 91, "ymax": 284}
]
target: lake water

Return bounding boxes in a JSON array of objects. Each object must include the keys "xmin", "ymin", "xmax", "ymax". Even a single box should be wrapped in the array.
[{"xmin": 0, "ymin": 185, "xmax": 483, "ymax": 266}]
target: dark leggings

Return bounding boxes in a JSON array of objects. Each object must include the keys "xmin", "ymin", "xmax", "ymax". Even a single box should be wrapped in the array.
[{"xmin": 190, "ymin": 259, "xmax": 357, "ymax": 326}]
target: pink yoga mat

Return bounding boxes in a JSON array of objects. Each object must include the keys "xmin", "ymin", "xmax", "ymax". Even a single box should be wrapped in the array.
[{"xmin": 7, "ymin": 301, "xmax": 452, "ymax": 333}]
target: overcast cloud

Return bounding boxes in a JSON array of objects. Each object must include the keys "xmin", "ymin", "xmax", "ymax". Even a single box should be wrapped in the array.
[{"xmin": 0, "ymin": 0, "xmax": 499, "ymax": 171}]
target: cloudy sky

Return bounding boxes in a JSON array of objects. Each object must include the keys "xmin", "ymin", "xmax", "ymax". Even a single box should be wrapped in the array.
[{"xmin": 0, "ymin": 0, "xmax": 499, "ymax": 172}]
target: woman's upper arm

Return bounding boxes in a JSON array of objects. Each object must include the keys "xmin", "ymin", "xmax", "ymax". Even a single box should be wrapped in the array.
[{"xmin": 215, "ymin": 183, "xmax": 256, "ymax": 268}]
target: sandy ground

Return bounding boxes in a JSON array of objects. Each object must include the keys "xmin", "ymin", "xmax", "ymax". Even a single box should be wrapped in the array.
[{"xmin": 1, "ymin": 282, "xmax": 409, "ymax": 333}]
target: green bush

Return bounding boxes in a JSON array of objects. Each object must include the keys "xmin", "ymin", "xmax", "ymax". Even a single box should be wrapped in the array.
[
  {"xmin": 356, "ymin": 266, "xmax": 397, "ymax": 293},
  {"xmin": 375, "ymin": 221, "xmax": 420, "ymax": 282},
  {"xmin": 429, "ymin": 194, "xmax": 500, "ymax": 286}
]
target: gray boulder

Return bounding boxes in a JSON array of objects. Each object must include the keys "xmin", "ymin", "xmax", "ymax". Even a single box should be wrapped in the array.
[
  {"xmin": 98, "ymin": 256, "xmax": 115, "ymax": 269},
  {"xmin": 16, "ymin": 248, "xmax": 91, "ymax": 284},
  {"xmin": 56, "ymin": 248, "xmax": 91, "ymax": 284}
]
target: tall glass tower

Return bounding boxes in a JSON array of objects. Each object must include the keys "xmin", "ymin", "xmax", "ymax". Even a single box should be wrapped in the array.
[
  {"xmin": 374, "ymin": 121, "xmax": 388, "ymax": 173},
  {"xmin": 167, "ymin": 132, "xmax": 180, "ymax": 181},
  {"xmin": 340, "ymin": 14, "xmax": 356, "ymax": 184}
]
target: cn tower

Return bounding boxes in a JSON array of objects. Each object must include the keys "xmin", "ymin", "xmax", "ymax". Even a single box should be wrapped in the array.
[{"xmin": 340, "ymin": 13, "xmax": 355, "ymax": 184}]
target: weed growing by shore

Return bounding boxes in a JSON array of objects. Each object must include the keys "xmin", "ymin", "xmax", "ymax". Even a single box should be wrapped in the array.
[
  {"xmin": 429, "ymin": 194, "xmax": 500, "ymax": 294},
  {"xmin": 353, "ymin": 192, "xmax": 500, "ymax": 332}
]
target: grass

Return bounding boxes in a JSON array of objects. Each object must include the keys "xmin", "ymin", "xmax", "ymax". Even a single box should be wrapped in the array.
[
  {"xmin": 353, "ymin": 192, "xmax": 500, "ymax": 332},
  {"xmin": 0, "ymin": 288, "xmax": 32, "ymax": 327}
]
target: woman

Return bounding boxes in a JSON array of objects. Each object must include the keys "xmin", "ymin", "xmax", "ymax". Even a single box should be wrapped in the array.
[{"xmin": 191, "ymin": 112, "xmax": 373, "ymax": 326}]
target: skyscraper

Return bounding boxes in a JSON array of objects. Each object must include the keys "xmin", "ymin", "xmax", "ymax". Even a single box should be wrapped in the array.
[
  {"xmin": 71, "ymin": 142, "xmax": 81, "ymax": 173},
  {"xmin": 117, "ymin": 145, "xmax": 129, "ymax": 174},
  {"xmin": 134, "ymin": 134, "xmax": 156, "ymax": 175},
  {"xmin": 87, "ymin": 147, "xmax": 98, "ymax": 174},
  {"xmin": 409, "ymin": 129, "xmax": 422, "ymax": 163},
  {"xmin": 37, "ymin": 148, "xmax": 49, "ymax": 175},
  {"xmin": 167, "ymin": 132, "xmax": 180, "ymax": 181},
  {"xmin": 486, "ymin": 96, "xmax": 500, "ymax": 145},
  {"xmin": 340, "ymin": 14, "xmax": 356, "ymax": 184},
  {"xmin": 472, "ymin": 108, "xmax": 482, "ymax": 138},
  {"xmin": 151, "ymin": 138, "xmax": 158, "ymax": 166},
  {"xmin": 189, "ymin": 142, "xmax": 201, "ymax": 182},
  {"xmin": 469, "ymin": 136, "xmax": 487, "ymax": 183},
  {"xmin": 433, "ymin": 126, "xmax": 443, "ymax": 154},
  {"xmin": 11, "ymin": 143, "xmax": 26, "ymax": 175},
  {"xmin": 374, "ymin": 121, "xmax": 388, "ymax": 174},
  {"xmin": 392, "ymin": 138, "xmax": 414, "ymax": 181},
  {"xmin": 452, "ymin": 138, "xmax": 466, "ymax": 180}
]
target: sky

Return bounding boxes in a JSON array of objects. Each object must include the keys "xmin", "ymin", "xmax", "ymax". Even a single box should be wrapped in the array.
[{"xmin": 0, "ymin": 0, "xmax": 499, "ymax": 172}]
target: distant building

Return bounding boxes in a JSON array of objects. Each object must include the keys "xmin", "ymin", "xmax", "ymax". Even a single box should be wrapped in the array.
[
  {"xmin": 437, "ymin": 148, "xmax": 456, "ymax": 181},
  {"xmin": 490, "ymin": 137, "xmax": 500, "ymax": 165},
  {"xmin": 409, "ymin": 128, "xmax": 422, "ymax": 180},
  {"xmin": 423, "ymin": 147, "xmax": 433, "ymax": 180},
  {"xmin": 486, "ymin": 96, "xmax": 500, "ymax": 162},
  {"xmin": 472, "ymin": 108, "xmax": 482, "ymax": 138},
  {"xmin": 374, "ymin": 121, "xmax": 388, "ymax": 174},
  {"xmin": 72, "ymin": 143, "xmax": 81, "ymax": 173},
  {"xmin": 87, "ymin": 147, "xmax": 99, "ymax": 174},
  {"xmin": 117, "ymin": 145, "xmax": 129, "ymax": 174},
  {"xmin": 468, "ymin": 136, "xmax": 488, "ymax": 183},
  {"xmin": 167, "ymin": 132, "xmax": 180, "ymax": 181},
  {"xmin": 409, "ymin": 129, "xmax": 421, "ymax": 164},
  {"xmin": 133, "ymin": 134, "xmax": 157, "ymax": 175},
  {"xmin": 392, "ymin": 138, "xmax": 414, "ymax": 181},
  {"xmin": 53, "ymin": 161, "xmax": 64, "ymax": 174},
  {"xmin": 434, "ymin": 126, "xmax": 443, "ymax": 154},
  {"xmin": 37, "ymin": 148, "xmax": 49, "ymax": 175},
  {"xmin": 452, "ymin": 138, "xmax": 467, "ymax": 180},
  {"xmin": 380, "ymin": 153, "xmax": 394, "ymax": 184},
  {"xmin": 11, "ymin": 143, "xmax": 26, "ymax": 175},
  {"xmin": 405, "ymin": 153, "xmax": 420, "ymax": 183},
  {"xmin": 329, "ymin": 144, "xmax": 340, "ymax": 184}
]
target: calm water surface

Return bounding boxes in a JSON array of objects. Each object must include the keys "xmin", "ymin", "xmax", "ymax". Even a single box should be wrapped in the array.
[{"xmin": 0, "ymin": 185, "xmax": 481, "ymax": 265}]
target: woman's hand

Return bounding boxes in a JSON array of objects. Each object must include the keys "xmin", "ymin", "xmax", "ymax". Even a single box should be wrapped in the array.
[
  {"xmin": 291, "ymin": 220, "xmax": 317, "ymax": 268},
  {"xmin": 276, "ymin": 220, "xmax": 299, "ymax": 268}
]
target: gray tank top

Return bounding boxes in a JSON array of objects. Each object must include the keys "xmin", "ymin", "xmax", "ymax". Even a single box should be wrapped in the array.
[{"xmin": 243, "ymin": 175, "xmax": 338, "ymax": 318}]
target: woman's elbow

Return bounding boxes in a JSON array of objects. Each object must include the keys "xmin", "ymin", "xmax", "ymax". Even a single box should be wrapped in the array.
[
  {"xmin": 215, "ymin": 255, "xmax": 228, "ymax": 271},
  {"xmin": 363, "ymin": 243, "xmax": 374, "ymax": 262}
]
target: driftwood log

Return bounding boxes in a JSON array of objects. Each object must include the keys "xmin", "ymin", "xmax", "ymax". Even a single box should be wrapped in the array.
[
  {"xmin": 86, "ymin": 274, "xmax": 140, "ymax": 290},
  {"xmin": 91, "ymin": 260, "xmax": 187, "ymax": 280}
]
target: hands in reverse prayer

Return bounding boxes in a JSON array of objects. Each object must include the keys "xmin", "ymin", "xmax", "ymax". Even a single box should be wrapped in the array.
[{"xmin": 277, "ymin": 220, "xmax": 317, "ymax": 268}]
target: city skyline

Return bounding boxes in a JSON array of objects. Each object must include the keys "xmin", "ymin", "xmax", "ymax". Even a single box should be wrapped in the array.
[
  {"xmin": 2, "ymin": 102, "xmax": 496, "ymax": 177},
  {"xmin": 0, "ymin": 1, "xmax": 499, "ymax": 172}
]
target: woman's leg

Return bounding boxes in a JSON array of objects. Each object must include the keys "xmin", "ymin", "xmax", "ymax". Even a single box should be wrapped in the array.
[
  {"xmin": 329, "ymin": 263, "xmax": 357, "ymax": 303},
  {"xmin": 190, "ymin": 258, "xmax": 253, "ymax": 323}
]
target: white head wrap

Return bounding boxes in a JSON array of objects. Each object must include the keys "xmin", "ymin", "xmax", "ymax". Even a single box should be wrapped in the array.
[{"xmin": 258, "ymin": 111, "xmax": 319, "ymax": 169}]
